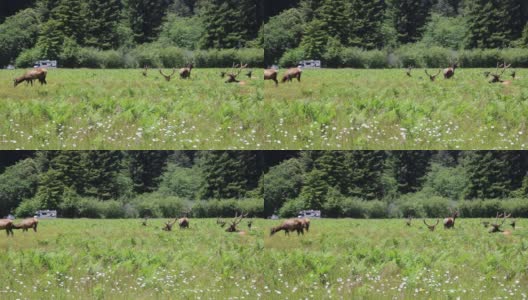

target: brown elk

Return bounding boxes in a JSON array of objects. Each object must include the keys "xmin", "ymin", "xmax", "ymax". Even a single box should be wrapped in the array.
[
  {"xmin": 425, "ymin": 69, "xmax": 441, "ymax": 81},
  {"xmin": 178, "ymin": 217, "xmax": 189, "ymax": 229},
  {"xmin": 270, "ymin": 219, "xmax": 304, "ymax": 236},
  {"xmin": 225, "ymin": 63, "xmax": 248, "ymax": 83},
  {"xmin": 489, "ymin": 212, "xmax": 511, "ymax": 233},
  {"xmin": 179, "ymin": 64, "xmax": 193, "ymax": 79},
  {"xmin": 488, "ymin": 62, "xmax": 512, "ymax": 84},
  {"xmin": 247, "ymin": 220, "xmax": 253, "ymax": 230},
  {"xmin": 282, "ymin": 67, "xmax": 302, "ymax": 83},
  {"xmin": 443, "ymin": 61, "xmax": 458, "ymax": 79},
  {"xmin": 225, "ymin": 212, "xmax": 248, "ymax": 233},
  {"xmin": 13, "ymin": 216, "xmax": 38, "ymax": 232},
  {"xmin": 264, "ymin": 69, "xmax": 278, "ymax": 86},
  {"xmin": 162, "ymin": 219, "xmax": 177, "ymax": 231},
  {"xmin": 142, "ymin": 65, "xmax": 148, "ymax": 77},
  {"xmin": 142, "ymin": 217, "xmax": 148, "ymax": 226},
  {"xmin": 0, "ymin": 219, "xmax": 14, "ymax": 236},
  {"xmin": 406, "ymin": 65, "xmax": 413, "ymax": 77},
  {"xmin": 299, "ymin": 218, "xmax": 310, "ymax": 232},
  {"xmin": 423, "ymin": 219, "xmax": 439, "ymax": 231},
  {"xmin": 14, "ymin": 68, "xmax": 47, "ymax": 87},
  {"xmin": 443, "ymin": 210, "xmax": 458, "ymax": 229},
  {"xmin": 159, "ymin": 69, "xmax": 176, "ymax": 81}
]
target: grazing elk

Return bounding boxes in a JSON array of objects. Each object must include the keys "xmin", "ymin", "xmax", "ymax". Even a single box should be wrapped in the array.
[
  {"xmin": 159, "ymin": 69, "xmax": 176, "ymax": 81},
  {"xmin": 425, "ymin": 69, "xmax": 441, "ymax": 81},
  {"xmin": 488, "ymin": 62, "xmax": 512, "ymax": 84},
  {"xmin": 264, "ymin": 69, "xmax": 278, "ymax": 86},
  {"xmin": 489, "ymin": 212, "xmax": 511, "ymax": 233},
  {"xmin": 270, "ymin": 219, "xmax": 304, "ymax": 236},
  {"xmin": 281, "ymin": 67, "xmax": 302, "ymax": 83},
  {"xmin": 14, "ymin": 68, "xmax": 47, "ymax": 87},
  {"xmin": 13, "ymin": 217, "xmax": 38, "ymax": 232},
  {"xmin": 0, "ymin": 219, "xmax": 14, "ymax": 236},
  {"xmin": 178, "ymin": 217, "xmax": 189, "ymax": 229},
  {"xmin": 179, "ymin": 64, "xmax": 193, "ymax": 79},
  {"xmin": 142, "ymin": 65, "xmax": 148, "ymax": 77},
  {"xmin": 423, "ymin": 219, "xmax": 439, "ymax": 231},
  {"xmin": 443, "ymin": 61, "xmax": 458, "ymax": 79},
  {"xmin": 406, "ymin": 65, "xmax": 413, "ymax": 77},
  {"xmin": 224, "ymin": 63, "xmax": 248, "ymax": 84},
  {"xmin": 443, "ymin": 210, "xmax": 458, "ymax": 229},
  {"xmin": 225, "ymin": 212, "xmax": 248, "ymax": 233}
]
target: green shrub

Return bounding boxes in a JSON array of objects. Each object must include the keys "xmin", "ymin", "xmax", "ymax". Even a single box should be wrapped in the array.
[
  {"xmin": 279, "ymin": 47, "xmax": 305, "ymax": 67},
  {"xmin": 365, "ymin": 200, "xmax": 388, "ymax": 218},
  {"xmin": 15, "ymin": 198, "xmax": 41, "ymax": 218},
  {"xmin": 279, "ymin": 198, "xmax": 306, "ymax": 218},
  {"xmin": 15, "ymin": 47, "xmax": 41, "ymax": 68}
]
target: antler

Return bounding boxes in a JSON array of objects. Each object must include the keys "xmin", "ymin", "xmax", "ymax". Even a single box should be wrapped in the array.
[
  {"xmin": 159, "ymin": 68, "xmax": 176, "ymax": 81},
  {"xmin": 423, "ymin": 219, "xmax": 439, "ymax": 231}
]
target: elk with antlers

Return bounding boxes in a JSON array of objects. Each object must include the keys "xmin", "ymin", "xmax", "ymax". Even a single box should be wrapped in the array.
[
  {"xmin": 488, "ymin": 62, "xmax": 512, "ymax": 84},
  {"xmin": 226, "ymin": 212, "xmax": 248, "ymax": 232},
  {"xmin": 179, "ymin": 64, "xmax": 193, "ymax": 79},
  {"xmin": 159, "ymin": 69, "xmax": 176, "ymax": 81},
  {"xmin": 0, "ymin": 219, "xmax": 14, "ymax": 236},
  {"xmin": 13, "ymin": 216, "xmax": 38, "ymax": 232},
  {"xmin": 444, "ymin": 210, "xmax": 458, "ymax": 229},
  {"xmin": 162, "ymin": 219, "xmax": 177, "ymax": 231},
  {"xmin": 443, "ymin": 61, "xmax": 458, "ymax": 79},
  {"xmin": 425, "ymin": 69, "xmax": 441, "ymax": 81},
  {"xmin": 270, "ymin": 219, "xmax": 304, "ymax": 236},
  {"xmin": 224, "ymin": 63, "xmax": 248, "ymax": 83},
  {"xmin": 264, "ymin": 69, "xmax": 278, "ymax": 86},
  {"xmin": 14, "ymin": 68, "xmax": 47, "ymax": 87},
  {"xmin": 282, "ymin": 67, "xmax": 302, "ymax": 83},
  {"xmin": 489, "ymin": 212, "xmax": 511, "ymax": 233},
  {"xmin": 423, "ymin": 219, "xmax": 439, "ymax": 231}
]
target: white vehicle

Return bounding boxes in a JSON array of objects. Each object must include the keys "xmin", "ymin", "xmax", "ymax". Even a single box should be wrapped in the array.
[
  {"xmin": 35, "ymin": 210, "xmax": 57, "ymax": 218},
  {"xmin": 298, "ymin": 210, "xmax": 321, "ymax": 218},
  {"xmin": 34, "ymin": 60, "xmax": 57, "ymax": 68},
  {"xmin": 298, "ymin": 60, "xmax": 321, "ymax": 69}
]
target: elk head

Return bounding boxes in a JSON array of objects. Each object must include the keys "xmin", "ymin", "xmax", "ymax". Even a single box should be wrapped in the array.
[
  {"xmin": 423, "ymin": 219, "xmax": 439, "ymax": 231},
  {"xmin": 226, "ymin": 211, "xmax": 248, "ymax": 232},
  {"xmin": 488, "ymin": 62, "xmax": 512, "ymax": 84},
  {"xmin": 489, "ymin": 212, "xmax": 511, "ymax": 233},
  {"xmin": 246, "ymin": 70, "xmax": 253, "ymax": 78},
  {"xmin": 247, "ymin": 220, "xmax": 253, "ymax": 230},
  {"xmin": 225, "ymin": 62, "xmax": 248, "ymax": 83},
  {"xmin": 162, "ymin": 219, "xmax": 177, "ymax": 231},
  {"xmin": 159, "ymin": 68, "xmax": 176, "ymax": 81},
  {"xmin": 425, "ymin": 69, "xmax": 441, "ymax": 81}
]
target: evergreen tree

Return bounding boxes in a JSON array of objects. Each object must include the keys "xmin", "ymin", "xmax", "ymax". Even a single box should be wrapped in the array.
[
  {"xmin": 462, "ymin": 151, "xmax": 514, "ymax": 199},
  {"xmin": 35, "ymin": 169, "xmax": 65, "ymax": 209},
  {"xmin": 125, "ymin": 0, "xmax": 169, "ymax": 44},
  {"xmin": 128, "ymin": 151, "xmax": 170, "ymax": 193},
  {"xmin": 83, "ymin": 151, "xmax": 124, "ymax": 199},
  {"xmin": 52, "ymin": 0, "xmax": 85, "ymax": 44},
  {"xmin": 344, "ymin": 151, "xmax": 386, "ymax": 199},
  {"xmin": 389, "ymin": 151, "xmax": 432, "ymax": 194},
  {"xmin": 316, "ymin": 0, "xmax": 349, "ymax": 45},
  {"xmin": 300, "ymin": 19, "xmax": 327, "ymax": 59},
  {"xmin": 348, "ymin": 0, "xmax": 385, "ymax": 49},
  {"xmin": 313, "ymin": 151, "xmax": 346, "ymax": 193},
  {"xmin": 84, "ymin": 0, "xmax": 121, "ymax": 49},
  {"xmin": 387, "ymin": 0, "xmax": 434, "ymax": 44},
  {"xmin": 35, "ymin": 19, "xmax": 64, "ymax": 59},
  {"xmin": 299, "ymin": 169, "xmax": 328, "ymax": 209}
]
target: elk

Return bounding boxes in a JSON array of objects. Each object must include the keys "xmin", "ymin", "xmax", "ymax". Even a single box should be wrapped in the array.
[
  {"xmin": 224, "ymin": 63, "xmax": 248, "ymax": 83},
  {"xmin": 425, "ymin": 69, "xmax": 441, "ymax": 81},
  {"xmin": 299, "ymin": 218, "xmax": 310, "ymax": 232},
  {"xmin": 270, "ymin": 219, "xmax": 304, "ymax": 236},
  {"xmin": 264, "ymin": 69, "xmax": 278, "ymax": 86},
  {"xmin": 13, "ymin": 217, "xmax": 38, "ymax": 232},
  {"xmin": 0, "ymin": 219, "xmax": 14, "ymax": 236},
  {"xmin": 142, "ymin": 65, "xmax": 148, "ymax": 77},
  {"xmin": 159, "ymin": 69, "xmax": 176, "ymax": 81},
  {"xmin": 179, "ymin": 63, "xmax": 193, "ymax": 79},
  {"xmin": 246, "ymin": 70, "xmax": 253, "ymax": 79},
  {"xmin": 142, "ymin": 217, "xmax": 148, "ymax": 226},
  {"xmin": 14, "ymin": 68, "xmax": 47, "ymax": 87},
  {"xmin": 488, "ymin": 62, "xmax": 512, "ymax": 84},
  {"xmin": 406, "ymin": 216, "xmax": 413, "ymax": 227},
  {"xmin": 178, "ymin": 217, "xmax": 189, "ymax": 229},
  {"xmin": 423, "ymin": 219, "xmax": 439, "ymax": 231},
  {"xmin": 443, "ymin": 61, "xmax": 458, "ymax": 79},
  {"xmin": 225, "ymin": 212, "xmax": 248, "ymax": 233},
  {"xmin": 510, "ymin": 218, "xmax": 516, "ymax": 230},
  {"xmin": 489, "ymin": 212, "xmax": 511, "ymax": 233},
  {"xmin": 443, "ymin": 210, "xmax": 458, "ymax": 229},
  {"xmin": 406, "ymin": 65, "xmax": 413, "ymax": 77},
  {"xmin": 281, "ymin": 67, "xmax": 302, "ymax": 83},
  {"xmin": 162, "ymin": 219, "xmax": 177, "ymax": 231},
  {"xmin": 247, "ymin": 220, "xmax": 253, "ymax": 230}
]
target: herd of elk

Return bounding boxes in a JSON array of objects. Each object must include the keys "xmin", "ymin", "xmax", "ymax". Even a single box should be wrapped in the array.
[
  {"xmin": 1, "ymin": 217, "xmax": 39, "ymax": 236},
  {"xmin": 269, "ymin": 218, "xmax": 310, "ymax": 237},
  {"xmin": 13, "ymin": 68, "xmax": 47, "ymax": 87}
]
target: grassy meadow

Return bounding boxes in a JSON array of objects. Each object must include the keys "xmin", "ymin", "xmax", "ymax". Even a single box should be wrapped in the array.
[
  {"xmin": 0, "ymin": 68, "xmax": 263, "ymax": 150},
  {"xmin": 264, "ymin": 218, "xmax": 528, "ymax": 299},
  {"xmin": 265, "ymin": 68, "xmax": 528, "ymax": 150},
  {"xmin": 0, "ymin": 218, "xmax": 265, "ymax": 299}
]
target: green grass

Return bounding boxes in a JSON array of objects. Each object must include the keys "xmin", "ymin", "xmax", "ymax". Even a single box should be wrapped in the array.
[
  {"xmin": 265, "ymin": 68, "xmax": 528, "ymax": 149},
  {"xmin": 0, "ymin": 218, "xmax": 265, "ymax": 299},
  {"xmin": 2, "ymin": 218, "xmax": 527, "ymax": 299},
  {"xmin": 264, "ymin": 218, "xmax": 528, "ymax": 299},
  {"xmin": 0, "ymin": 68, "xmax": 263, "ymax": 150}
]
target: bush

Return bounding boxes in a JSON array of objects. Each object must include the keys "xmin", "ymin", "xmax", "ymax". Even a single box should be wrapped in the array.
[
  {"xmin": 15, "ymin": 198, "xmax": 41, "ymax": 218},
  {"xmin": 101, "ymin": 200, "xmax": 125, "ymax": 218},
  {"xmin": 340, "ymin": 198, "xmax": 369, "ymax": 218},
  {"xmin": 131, "ymin": 193, "xmax": 190, "ymax": 218},
  {"xmin": 158, "ymin": 165, "xmax": 204, "ymax": 199},
  {"xmin": 278, "ymin": 198, "xmax": 306, "ymax": 218},
  {"xmin": 191, "ymin": 198, "xmax": 263, "ymax": 218},
  {"xmin": 340, "ymin": 48, "xmax": 364, "ymax": 68},
  {"xmin": 365, "ymin": 200, "xmax": 388, "ymax": 218},
  {"xmin": 15, "ymin": 47, "xmax": 41, "ymax": 68},
  {"xmin": 279, "ymin": 47, "xmax": 305, "ymax": 67}
]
